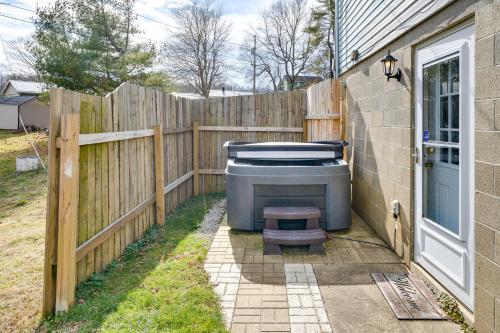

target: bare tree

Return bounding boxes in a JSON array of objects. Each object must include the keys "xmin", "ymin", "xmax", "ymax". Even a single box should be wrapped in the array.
[
  {"xmin": 239, "ymin": 36, "xmax": 283, "ymax": 91},
  {"xmin": 241, "ymin": 0, "xmax": 313, "ymax": 91},
  {"xmin": 5, "ymin": 38, "xmax": 39, "ymax": 78},
  {"xmin": 164, "ymin": 0, "xmax": 231, "ymax": 98}
]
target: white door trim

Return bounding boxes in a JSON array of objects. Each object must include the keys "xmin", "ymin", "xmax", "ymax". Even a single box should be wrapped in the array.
[{"xmin": 414, "ymin": 24, "xmax": 475, "ymax": 309}]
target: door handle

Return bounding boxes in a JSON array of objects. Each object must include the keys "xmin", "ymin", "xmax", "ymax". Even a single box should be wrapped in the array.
[{"xmin": 413, "ymin": 147, "xmax": 419, "ymax": 164}]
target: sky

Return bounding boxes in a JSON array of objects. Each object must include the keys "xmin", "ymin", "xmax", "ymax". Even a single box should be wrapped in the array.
[{"xmin": 0, "ymin": 0, "xmax": 317, "ymax": 89}]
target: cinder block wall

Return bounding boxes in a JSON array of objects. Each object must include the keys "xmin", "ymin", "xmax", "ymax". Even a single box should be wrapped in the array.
[
  {"xmin": 342, "ymin": 0, "xmax": 499, "ymax": 330},
  {"xmin": 342, "ymin": 0, "xmax": 483, "ymax": 265},
  {"xmin": 343, "ymin": 47, "xmax": 412, "ymax": 263},
  {"xmin": 474, "ymin": 2, "xmax": 500, "ymax": 332}
]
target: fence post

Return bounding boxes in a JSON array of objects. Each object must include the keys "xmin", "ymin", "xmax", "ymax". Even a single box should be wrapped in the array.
[
  {"xmin": 193, "ymin": 122, "xmax": 200, "ymax": 195},
  {"xmin": 303, "ymin": 120, "xmax": 309, "ymax": 142},
  {"xmin": 42, "ymin": 88, "xmax": 62, "ymax": 315},
  {"xmin": 154, "ymin": 125, "xmax": 165, "ymax": 225},
  {"xmin": 55, "ymin": 114, "xmax": 80, "ymax": 312}
]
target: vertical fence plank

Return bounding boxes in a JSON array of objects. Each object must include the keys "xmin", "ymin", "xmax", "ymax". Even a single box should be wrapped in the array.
[
  {"xmin": 154, "ymin": 125, "xmax": 165, "ymax": 224},
  {"xmin": 94, "ymin": 96, "xmax": 103, "ymax": 273},
  {"xmin": 193, "ymin": 122, "xmax": 200, "ymax": 195},
  {"xmin": 42, "ymin": 88, "xmax": 63, "ymax": 315},
  {"xmin": 303, "ymin": 120, "xmax": 309, "ymax": 142},
  {"xmin": 55, "ymin": 114, "xmax": 80, "ymax": 312}
]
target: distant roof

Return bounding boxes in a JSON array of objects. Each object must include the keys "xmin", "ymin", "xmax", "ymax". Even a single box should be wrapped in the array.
[
  {"xmin": 0, "ymin": 95, "xmax": 36, "ymax": 106},
  {"xmin": 1, "ymin": 80, "xmax": 48, "ymax": 95},
  {"xmin": 283, "ymin": 75, "xmax": 323, "ymax": 83},
  {"xmin": 172, "ymin": 89, "xmax": 253, "ymax": 99}
]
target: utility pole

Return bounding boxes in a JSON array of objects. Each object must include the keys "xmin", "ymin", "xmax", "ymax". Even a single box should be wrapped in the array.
[
  {"xmin": 334, "ymin": 0, "xmax": 340, "ymax": 78},
  {"xmin": 252, "ymin": 34, "xmax": 256, "ymax": 94}
]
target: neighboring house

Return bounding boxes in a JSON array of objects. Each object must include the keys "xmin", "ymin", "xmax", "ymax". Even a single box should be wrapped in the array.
[
  {"xmin": 0, "ymin": 96, "xmax": 49, "ymax": 130},
  {"xmin": 1, "ymin": 80, "xmax": 47, "ymax": 96},
  {"xmin": 336, "ymin": 0, "xmax": 499, "ymax": 331},
  {"xmin": 172, "ymin": 89, "xmax": 253, "ymax": 99},
  {"xmin": 280, "ymin": 75, "xmax": 322, "ymax": 91}
]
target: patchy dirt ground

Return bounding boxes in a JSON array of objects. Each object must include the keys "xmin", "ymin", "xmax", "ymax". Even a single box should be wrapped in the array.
[{"xmin": 0, "ymin": 130, "xmax": 48, "ymax": 332}]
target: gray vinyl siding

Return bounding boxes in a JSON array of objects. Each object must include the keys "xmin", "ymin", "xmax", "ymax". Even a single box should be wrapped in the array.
[{"xmin": 337, "ymin": 0, "xmax": 453, "ymax": 73}]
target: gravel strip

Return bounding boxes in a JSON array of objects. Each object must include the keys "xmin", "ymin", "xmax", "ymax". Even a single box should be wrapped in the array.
[{"xmin": 196, "ymin": 198, "xmax": 226, "ymax": 238}]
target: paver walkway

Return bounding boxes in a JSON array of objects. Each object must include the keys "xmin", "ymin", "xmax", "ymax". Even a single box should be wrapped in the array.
[{"xmin": 205, "ymin": 212, "xmax": 461, "ymax": 333}]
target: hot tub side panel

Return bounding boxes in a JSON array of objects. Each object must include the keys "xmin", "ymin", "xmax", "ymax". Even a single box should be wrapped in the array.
[
  {"xmin": 226, "ymin": 173, "xmax": 254, "ymax": 231},
  {"xmin": 326, "ymin": 168, "xmax": 351, "ymax": 230}
]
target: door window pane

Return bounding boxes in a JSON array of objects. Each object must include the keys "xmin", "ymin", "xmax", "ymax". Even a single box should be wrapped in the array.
[
  {"xmin": 440, "ymin": 147, "xmax": 449, "ymax": 163},
  {"xmin": 440, "ymin": 62, "xmax": 449, "ymax": 94},
  {"xmin": 440, "ymin": 97, "xmax": 449, "ymax": 128},
  {"xmin": 451, "ymin": 131, "xmax": 459, "ymax": 143},
  {"xmin": 423, "ymin": 145, "xmax": 459, "ymax": 234},
  {"xmin": 423, "ymin": 65, "xmax": 437, "ymax": 141},
  {"xmin": 451, "ymin": 95, "xmax": 459, "ymax": 128},
  {"xmin": 451, "ymin": 148, "xmax": 460, "ymax": 165},
  {"xmin": 440, "ymin": 131, "xmax": 449, "ymax": 142},
  {"xmin": 451, "ymin": 58, "xmax": 459, "ymax": 93}
]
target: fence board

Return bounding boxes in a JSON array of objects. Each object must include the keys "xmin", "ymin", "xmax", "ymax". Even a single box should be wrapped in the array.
[
  {"xmin": 42, "ymin": 88, "xmax": 62, "ymax": 315},
  {"xmin": 55, "ymin": 114, "xmax": 80, "ymax": 312}
]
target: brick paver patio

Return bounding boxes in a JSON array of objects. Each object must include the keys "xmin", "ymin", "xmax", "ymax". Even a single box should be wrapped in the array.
[{"xmin": 205, "ymin": 212, "xmax": 461, "ymax": 333}]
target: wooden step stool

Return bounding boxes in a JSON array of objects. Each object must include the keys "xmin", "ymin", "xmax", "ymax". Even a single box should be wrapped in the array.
[{"xmin": 262, "ymin": 207, "xmax": 326, "ymax": 255}]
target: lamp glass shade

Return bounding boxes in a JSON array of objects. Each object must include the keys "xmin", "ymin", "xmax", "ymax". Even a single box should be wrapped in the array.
[{"xmin": 381, "ymin": 51, "xmax": 397, "ymax": 76}]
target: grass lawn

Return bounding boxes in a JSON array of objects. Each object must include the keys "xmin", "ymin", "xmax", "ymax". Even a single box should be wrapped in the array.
[
  {"xmin": 40, "ymin": 194, "xmax": 228, "ymax": 333},
  {"xmin": 0, "ymin": 130, "xmax": 48, "ymax": 332}
]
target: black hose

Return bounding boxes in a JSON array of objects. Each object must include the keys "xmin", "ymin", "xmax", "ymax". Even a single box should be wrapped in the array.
[{"xmin": 326, "ymin": 235, "xmax": 391, "ymax": 249}]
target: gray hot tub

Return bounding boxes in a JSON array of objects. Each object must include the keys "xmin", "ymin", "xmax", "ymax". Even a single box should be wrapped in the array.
[{"xmin": 225, "ymin": 141, "xmax": 351, "ymax": 231}]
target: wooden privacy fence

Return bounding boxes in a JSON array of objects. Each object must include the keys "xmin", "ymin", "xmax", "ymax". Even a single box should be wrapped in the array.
[
  {"xmin": 192, "ymin": 123, "xmax": 306, "ymax": 194},
  {"xmin": 53, "ymin": 114, "xmax": 169, "ymax": 311},
  {"xmin": 43, "ymin": 79, "xmax": 344, "ymax": 315},
  {"xmin": 44, "ymin": 84, "xmax": 195, "ymax": 314},
  {"xmin": 193, "ymin": 90, "xmax": 308, "ymax": 193},
  {"xmin": 305, "ymin": 79, "xmax": 346, "ymax": 141}
]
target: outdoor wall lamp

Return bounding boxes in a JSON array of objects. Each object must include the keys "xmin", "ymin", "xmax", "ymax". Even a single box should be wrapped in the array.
[{"xmin": 381, "ymin": 50, "xmax": 401, "ymax": 81}]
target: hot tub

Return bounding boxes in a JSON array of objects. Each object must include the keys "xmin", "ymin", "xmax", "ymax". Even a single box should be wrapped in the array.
[{"xmin": 225, "ymin": 141, "xmax": 351, "ymax": 231}]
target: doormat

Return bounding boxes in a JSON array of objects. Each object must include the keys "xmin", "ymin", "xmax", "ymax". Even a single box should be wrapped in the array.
[{"xmin": 371, "ymin": 272, "xmax": 446, "ymax": 320}]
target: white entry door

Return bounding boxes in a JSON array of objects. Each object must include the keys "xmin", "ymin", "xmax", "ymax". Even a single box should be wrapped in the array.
[{"xmin": 414, "ymin": 25, "xmax": 474, "ymax": 309}]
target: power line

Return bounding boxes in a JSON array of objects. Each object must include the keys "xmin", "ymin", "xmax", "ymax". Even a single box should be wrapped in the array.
[
  {"xmin": 1, "ymin": 1, "xmax": 252, "ymax": 50},
  {"xmin": 0, "ymin": 13, "xmax": 32, "ymax": 24},
  {"xmin": 135, "ymin": 13, "xmax": 176, "ymax": 29},
  {"xmin": 2, "ymin": 1, "xmax": 176, "ymax": 30},
  {"xmin": 0, "ymin": 2, "xmax": 36, "ymax": 13}
]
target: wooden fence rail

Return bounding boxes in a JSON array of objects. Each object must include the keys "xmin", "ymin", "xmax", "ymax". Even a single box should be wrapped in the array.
[
  {"xmin": 43, "ymin": 79, "xmax": 344, "ymax": 315},
  {"xmin": 52, "ymin": 117, "xmax": 175, "ymax": 311},
  {"xmin": 192, "ymin": 123, "xmax": 306, "ymax": 189}
]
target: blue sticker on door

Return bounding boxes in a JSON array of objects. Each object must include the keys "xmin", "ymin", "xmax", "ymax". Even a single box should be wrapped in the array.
[{"xmin": 423, "ymin": 130, "xmax": 429, "ymax": 142}]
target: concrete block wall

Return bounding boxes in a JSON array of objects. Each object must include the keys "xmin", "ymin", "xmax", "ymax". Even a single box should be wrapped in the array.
[
  {"xmin": 342, "ymin": 0, "xmax": 499, "ymax": 330},
  {"xmin": 342, "ymin": 0, "xmax": 484, "ymax": 266},
  {"xmin": 474, "ymin": 2, "xmax": 500, "ymax": 332},
  {"xmin": 343, "ymin": 50, "xmax": 413, "ymax": 264}
]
